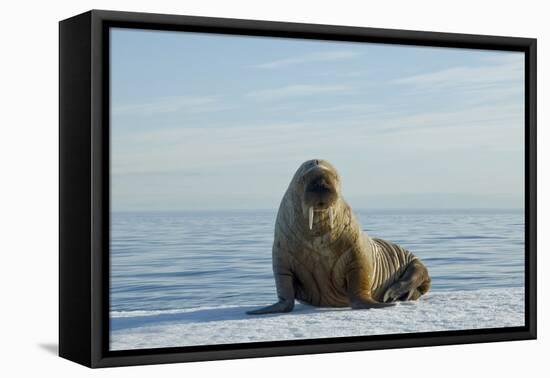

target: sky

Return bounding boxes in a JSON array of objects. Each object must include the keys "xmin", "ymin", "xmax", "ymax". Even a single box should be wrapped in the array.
[{"xmin": 110, "ymin": 28, "xmax": 525, "ymax": 211}]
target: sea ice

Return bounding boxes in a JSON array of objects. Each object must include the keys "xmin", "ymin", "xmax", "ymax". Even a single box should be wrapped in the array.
[{"xmin": 110, "ymin": 287, "xmax": 524, "ymax": 351}]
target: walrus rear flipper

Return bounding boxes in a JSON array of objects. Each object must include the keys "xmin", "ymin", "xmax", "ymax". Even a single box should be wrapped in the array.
[
  {"xmin": 382, "ymin": 259, "xmax": 431, "ymax": 303},
  {"xmin": 247, "ymin": 300, "xmax": 294, "ymax": 315},
  {"xmin": 350, "ymin": 297, "xmax": 396, "ymax": 309}
]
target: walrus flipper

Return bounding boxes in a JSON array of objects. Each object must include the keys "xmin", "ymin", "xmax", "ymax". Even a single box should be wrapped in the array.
[
  {"xmin": 247, "ymin": 272, "xmax": 295, "ymax": 315},
  {"xmin": 350, "ymin": 297, "xmax": 396, "ymax": 309},
  {"xmin": 382, "ymin": 259, "xmax": 431, "ymax": 303},
  {"xmin": 347, "ymin": 267, "xmax": 396, "ymax": 309},
  {"xmin": 246, "ymin": 299, "xmax": 294, "ymax": 315}
]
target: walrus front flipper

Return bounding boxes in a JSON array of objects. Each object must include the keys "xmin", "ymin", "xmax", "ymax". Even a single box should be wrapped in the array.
[
  {"xmin": 247, "ymin": 272, "xmax": 295, "ymax": 315},
  {"xmin": 246, "ymin": 299, "xmax": 295, "ymax": 315}
]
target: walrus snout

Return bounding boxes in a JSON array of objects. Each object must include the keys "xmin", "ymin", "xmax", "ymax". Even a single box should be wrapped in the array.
[
  {"xmin": 302, "ymin": 165, "xmax": 339, "ymax": 231},
  {"xmin": 304, "ymin": 176, "xmax": 337, "ymax": 208},
  {"xmin": 303, "ymin": 164, "xmax": 338, "ymax": 203}
]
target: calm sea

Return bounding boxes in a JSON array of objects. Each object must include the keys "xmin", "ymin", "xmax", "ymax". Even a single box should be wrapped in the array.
[{"xmin": 110, "ymin": 209, "xmax": 524, "ymax": 313}]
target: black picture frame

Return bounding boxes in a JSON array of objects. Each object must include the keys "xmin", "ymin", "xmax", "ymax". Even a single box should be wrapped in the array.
[{"xmin": 59, "ymin": 9, "xmax": 537, "ymax": 368}]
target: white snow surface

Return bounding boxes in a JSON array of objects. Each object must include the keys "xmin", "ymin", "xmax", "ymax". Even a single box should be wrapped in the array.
[{"xmin": 110, "ymin": 288, "xmax": 524, "ymax": 351}]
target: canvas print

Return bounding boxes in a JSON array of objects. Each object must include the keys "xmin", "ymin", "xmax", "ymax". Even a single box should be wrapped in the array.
[{"xmin": 109, "ymin": 28, "xmax": 525, "ymax": 351}]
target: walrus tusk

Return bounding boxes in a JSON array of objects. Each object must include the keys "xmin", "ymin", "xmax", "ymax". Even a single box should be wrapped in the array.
[{"xmin": 309, "ymin": 207, "xmax": 334, "ymax": 230}]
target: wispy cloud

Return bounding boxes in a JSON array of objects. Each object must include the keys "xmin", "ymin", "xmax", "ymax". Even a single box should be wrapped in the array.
[
  {"xmin": 246, "ymin": 84, "xmax": 352, "ymax": 101},
  {"xmin": 390, "ymin": 54, "xmax": 524, "ymax": 108},
  {"xmin": 367, "ymin": 103, "xmax": 524, "ymax": 135},
  {"xmin": 112, "ymin": 95, "xmax": 234, "ymax": 116},
  {"xmin": 391, "ymin": 54, "xmax": 523, "ymax": 90},
  {"xmin": 112, "ymin": 101, "xmax": 522, "ymax": 176},
  {"xmin": 305, "ymin": 103, "xmax": 379, "ymax": 114},
  {"xmin": 254, "ymin": 50, "xmax": 359, "ymax": 69}
]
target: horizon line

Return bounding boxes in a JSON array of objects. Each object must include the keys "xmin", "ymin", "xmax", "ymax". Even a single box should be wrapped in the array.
[{"xmin": 111, "ymin": 207, "xmax": 524, "ymax": 213}]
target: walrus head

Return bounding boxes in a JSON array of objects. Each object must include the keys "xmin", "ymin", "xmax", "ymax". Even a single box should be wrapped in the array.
[{"xmin": 292, "ymin": 159, "xmax": 342, "ymax": 232}]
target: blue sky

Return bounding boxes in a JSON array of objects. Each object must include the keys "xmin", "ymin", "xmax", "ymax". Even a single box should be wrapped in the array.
[{"xmin": 110, "ymin": 28, "xmax": 524, "ymax": 211}]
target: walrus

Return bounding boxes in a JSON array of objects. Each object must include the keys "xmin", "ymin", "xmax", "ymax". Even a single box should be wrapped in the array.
[{"xmin": 247, "ymin": 159, "xmax": 431, "ymax": 314}]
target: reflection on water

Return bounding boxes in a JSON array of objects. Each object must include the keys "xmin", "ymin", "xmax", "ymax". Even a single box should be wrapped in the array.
[{"xmin": 110, "ymin": 209, "xmax": 524, "ymax": 312}]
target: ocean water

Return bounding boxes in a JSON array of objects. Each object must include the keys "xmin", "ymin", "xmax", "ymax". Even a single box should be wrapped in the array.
[{"xmin": 110, "ymin": 208, "xmax": 525, "ymax": 314}]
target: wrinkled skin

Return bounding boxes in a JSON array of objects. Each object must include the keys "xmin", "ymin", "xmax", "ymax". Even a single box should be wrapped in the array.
[{"xmin": 247, "ymin": 159, "xmax": 431, "ymax": 315}]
